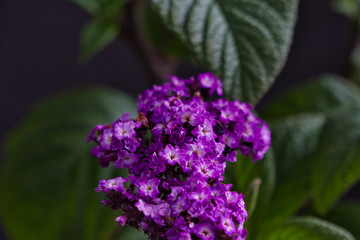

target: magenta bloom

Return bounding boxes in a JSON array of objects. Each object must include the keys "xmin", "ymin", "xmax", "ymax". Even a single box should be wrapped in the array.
[
  {"xmin": 159, "ymin": 144, "xmax": 184, "ymax": 165},
  {"xmin": 88, "ymin": 73, "xmax": 271, "ymax": 240}
]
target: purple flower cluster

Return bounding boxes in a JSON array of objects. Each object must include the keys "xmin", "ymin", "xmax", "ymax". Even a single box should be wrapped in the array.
[{"xmin": 88, "ymin": 73, "xmax": 271, "ymax": 240}]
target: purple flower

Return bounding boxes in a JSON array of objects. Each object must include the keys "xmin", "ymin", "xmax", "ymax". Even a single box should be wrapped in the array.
[
  {"xmin": 94, "ymin": 177, "xmax": 128, "ymax": 193},
  {"xmin": 219, "ymin": 213, "xmax": 236, "ymax": 235},
  {"xmin": 115, "ymin": 215, "xmax": 127, "ymax": 226},
  {"xmin": 135, "ymin": 199, "xmax": 153, "ymax": 216},
  {"xmin": 191, "ymin": 119, "xmax": 217, "ymax": 140},
  {"xmin": 167, "ymin": 231, "xmax": 192, "ymax": 240},
  {"xmin": 168, "ymin": 186, "xmax": 184, "ymax": 201},
  {"xmin": 138, "ymin": 178, "xmax": 161, "ymax": 198},
  {"xmin": 219, "ymin": 130, "xmax": 239, "ymax": 149},
  {"xmin": 90, "ymin": 145, "xmax": 116, "ymax": 167},
  {"xmin": 114, "ymin": 150, "xmax": 139, "ymax": 169},
  {"xmin": 198, "ymin": 72, "xmax": 223, "ymax": 96},
  {"xmin": 159, "ymin": 144, "xmax": 183, "ymax": 165},
  {"xmin": 97, "ymin": 127, "xmax": 113, "ymax": 150},
  {"xmin": 194, "ymin": 222, "xmax": 216, "ymax": 240},
  {"xmin": 184, "ymin": 142, "xmax": 204, "ymax": 159},
  {"xmin": 123, "ymin": 137, "xmax": 140, "ymax": 153},
  {"xmin": 193, "ymin": 160, "xmax": 216, "ymax": 181},
  {"xmin": 169, "ymin": 76, "xmax": 190, "ymax": 97},
  {"xmin": 178, "ymin": 105, "xmax": 199, "ymax": 126},
  {"xmin": 171, "ymin": 197, "xmax": 189, "ymax": 215},
  {"xmin": 113, "ymin": 120, "xmax": 136, "ymax": 140},
  {"xmin": 89, "ymin": 73, "xmax": 271, "ymax": 240},
  {"xmin": 178, "ymin": 155, "xmax": 195, "ymax": 173},
  {"xmin": 87, "ymin": 124, "xmax": 105, "ymax": 142}
]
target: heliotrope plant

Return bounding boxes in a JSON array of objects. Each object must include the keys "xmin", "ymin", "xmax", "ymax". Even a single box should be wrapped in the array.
[
  {"xmin": 3, "ymin": 0, "xmax": 360, "ymax": 239},
  {"xmin": 88, "ymin": 73, "xmax": 271, "ymax": 240}
]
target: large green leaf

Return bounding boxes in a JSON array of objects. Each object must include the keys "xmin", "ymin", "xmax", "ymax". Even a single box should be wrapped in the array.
[
  {"xmin": 262, "ymin": 75, "xmax": 360, "ymax": 215},
  {"xmin": 263, "ymin": 75, "xmax": 360, "ymax": 119},
  {"xmin": 267, "ymin": 217, "xmax": 356, "ymax": 240},
  {"xmin": 326, "ymin": 201, "xmax": 360, "ymax": 239},
  {"xmin": 270, "ymin": 114, "xmax": 326, "ymax": 182},
  {"xmin": 254, "ymin": 114, "xmax": 325, "ymax": 240},
  {"xmin": 0, "ymin": 88, "xmax": 146, "ymax": 240},
  {"xmin": 312, "ymin": 105, "xmax": 360, "ymax": 214},
  {"xmin": 151, "ymin": 0, "xmax": 298, "ymax": 103}
]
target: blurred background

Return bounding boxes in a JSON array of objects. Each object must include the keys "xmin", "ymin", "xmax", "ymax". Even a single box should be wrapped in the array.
[{"xmin": 0, "ymin": 0, "xmax": 359, "ymax": 239}]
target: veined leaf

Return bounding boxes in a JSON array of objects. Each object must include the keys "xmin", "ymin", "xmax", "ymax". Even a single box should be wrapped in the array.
[
  {"xmin": 262, "ymin": 75, "xmax": 360, "ymax": 216},
  {"xmin": 267, "ymin": 217, "xmax": 356, "ymax": 240},
  {"xmin": 0, "ymin": 87, "xmax": 146, "ymax": 240},
  {"xmin": 255, "ymin": 114, "xmax": 326, "ymax": 239},
  {"xmin": 263, "ymin": 75, "xmax": 360, "ymax": 119},
  {"xmin": 270, "ymin": 114, "xmax": 326, "ymax": 182},
  {"xmin": 151, "ymin": 0, "xmax": 298, "ymax": 103},
  {"xmin": 312, "ymin": 105, "xmax": 360, "ymax": 214}
]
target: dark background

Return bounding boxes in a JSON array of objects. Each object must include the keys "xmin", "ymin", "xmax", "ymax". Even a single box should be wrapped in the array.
[{"xmin": 0, "ymin": 0, "xmax": 359, "ymax": 239}]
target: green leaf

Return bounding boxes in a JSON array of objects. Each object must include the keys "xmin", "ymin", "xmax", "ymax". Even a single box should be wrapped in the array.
[
  {"xmin": 332, "ymin": 0, "xmax": 360, "ymax": 20},
  {"xmin": 71, "ymin": 0, "xmax": 125, "ymax": 16},
  {"xmin": 270, "ymin": 114, "xmax": 326, "ymax": 182},
  {"xmin": 141, "ymin": 4, "xmax": 193, "ymax": 59},
  {"xmin": 226, "ymin": 149, "xmax": 275, "ymax": 211},
  {"xmin": 349, "ymin": 44, "xmax": 360, "ymax": 85},
  {"xmin": 97, "ymin": 0, "xmax": 126, "ymax": 17},
  {"xmin": 150, "ymin": 0, "xmax": 298, "ymax": 103},
  {"xmin": 72, "ymin": 0, "xmax": 99, "ymax": 14},
  {"xmin": 225, "ymin": 155, "xmax": 258, "ymax": 191},
  {"xmin": 256, "ymin": 169, "xmax": 310, "ymax": 240},
  {"xmin": 267, "ymin": 217, "xmax": 356, "ymax": 240},
  {"xmin": 226, "ymin": 150, "xmax": 276, "ymax": 240},
  {"xmin": 0, "ymin": 87, "xmax": 145, "ymax": 240},
  {"xmin": 326, "ymin": 201, "xmax": 360, "ymax": 239},
  {"xmin": 80, "ymin": 19, "xmax": 119, "ymax": 61},
  {"xmin": 263, "ymin": 75, "xmax": 360, "ymax": 119},
  {"xmin": 254, "ymin": 114, "xmax": 326, "ymax": 239},
  {"xmin": 73, "ymin": 0, "xmax": 125, "ymax": 61},
  {"xmin": 312, "ymin": 105, "xmax": 360, "ymax": 214},
  {"xmin": 262, "ymin": 75, "xmax": 360, "ymax": 216}
]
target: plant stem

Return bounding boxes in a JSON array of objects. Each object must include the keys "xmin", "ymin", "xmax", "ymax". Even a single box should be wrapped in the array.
[{"xmin": 121, "ymin": 0, "xmax": 177, "ymax": 86}]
